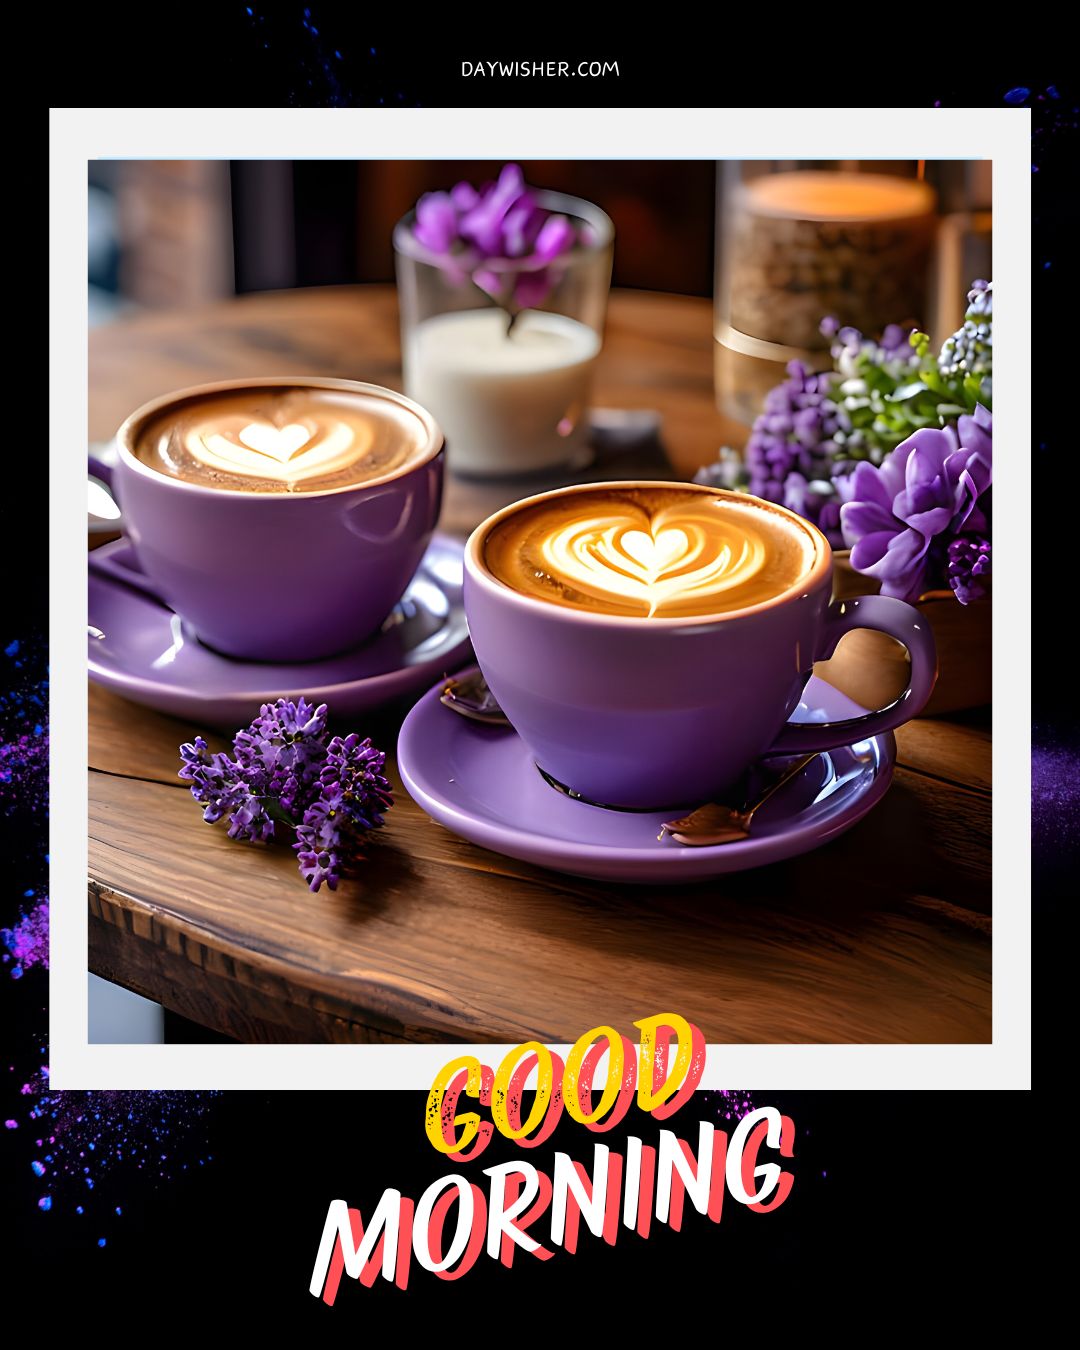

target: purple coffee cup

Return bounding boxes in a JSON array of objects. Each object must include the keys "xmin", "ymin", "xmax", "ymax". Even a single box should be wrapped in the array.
[
  {"xmin": 464, "ymin": 480, "xmax": 937, "ymax": 810},
  {"xmin": 91, "ymin": 377, "xmax": 444, "ymax": 662}
]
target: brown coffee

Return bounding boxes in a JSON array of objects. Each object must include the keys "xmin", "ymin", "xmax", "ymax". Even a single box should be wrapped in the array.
[
  {"xmin": 132, "ymin": 384, "xmax": 432, "ymax": 493},
  {"xmin": 482, "ymin": 484, "xmax": 822, "ymax": 619}
]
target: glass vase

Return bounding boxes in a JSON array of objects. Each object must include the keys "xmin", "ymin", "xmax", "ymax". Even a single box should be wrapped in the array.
[{"xmin": 394, "ymin": 190, "xmax": 613, "ymax": 478}]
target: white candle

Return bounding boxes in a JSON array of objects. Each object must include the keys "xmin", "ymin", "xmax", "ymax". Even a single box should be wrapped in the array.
[{"xmin": 404, "ymin": 308, "xmax": 601, "ymax": 477}]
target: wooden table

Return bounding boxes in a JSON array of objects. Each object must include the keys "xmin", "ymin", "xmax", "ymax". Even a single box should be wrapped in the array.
[{"xmin": 89, "ymin": 285, "xmax": 991, "ymax": 1044}]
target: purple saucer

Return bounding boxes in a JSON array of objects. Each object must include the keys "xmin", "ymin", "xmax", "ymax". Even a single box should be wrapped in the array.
[
  {"xmin": 398, "ymin": 666, "xmax": 896, "ymax": 883},
  {"xmin": 89, "ymin": 535, "xmax": 471, "ymax": 727}
]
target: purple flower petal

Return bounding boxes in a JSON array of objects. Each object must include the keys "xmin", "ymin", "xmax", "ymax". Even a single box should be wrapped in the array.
[
  {"xmin": 848, "ymin": 460, "xmax": 895, "ymax": 515},
  {"xmin": 533, "ymin": 213, "xmax": 576, "ymax": 263},
  {"xmin": 849, "ymin": 529, "xmax": 901, "ymax": 573},
  {"xmin": 472, "ymin": 267, "xmax": 503, "ymax": 300},
  {"xmin": 450, "ymin": 181, "xmax": 479, "ymax": 211},
  {"xmin": 413, "ymin": 191, "xmax": 459, "ymax": 253},
  {"xmin": 904, "ymin": 429, "xmax": 953, "ymax": 485},
  {"xmin": 840, "ymin": 497, "xmax": 896, "ymax": 544},
  {"xmin": 502, "ymin": 200, "xmax": 543, "ymax": 257},
  {"xmin": 957, "ymin": 404, "xmax": 992, "ymax": 461},
  {"xmin": 867, "ymin": 530, "xmax": 931, "ymax": 602},
  {"xmin": 459, "ymin": 163, "xmax": 531, "ymax": 254}
]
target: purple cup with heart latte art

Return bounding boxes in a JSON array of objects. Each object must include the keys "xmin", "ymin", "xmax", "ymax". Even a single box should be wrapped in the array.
[
  {"xmin": 464, "ymin": 480, "xmax": 936, "ymax": 810},
  {"xmin": 91, "ymin": 377, "xmax": 444, "ymax": 662}
]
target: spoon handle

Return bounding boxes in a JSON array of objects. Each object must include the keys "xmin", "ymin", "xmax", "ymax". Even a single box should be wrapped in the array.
[{"xmin": 746, "ymin": 752, "xmax": 819, "ymax": 820}]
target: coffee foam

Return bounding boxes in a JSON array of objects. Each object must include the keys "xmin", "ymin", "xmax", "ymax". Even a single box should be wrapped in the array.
[
  {"xmin": 132, "ymin": 385, "xmax": 431, "ymax": 493},
  {"xmin": 482, "ymin": 486, "xmax": 821, "ymax": 618}
]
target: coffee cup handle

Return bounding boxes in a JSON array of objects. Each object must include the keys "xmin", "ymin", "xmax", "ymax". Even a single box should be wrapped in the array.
[
  {"xmin": 88, "ymin": 442, "xmax": 119, "ymax": 492},
  {"xmin": 765, "ymin": 595, "xmax": 938, "ymax": 755}
]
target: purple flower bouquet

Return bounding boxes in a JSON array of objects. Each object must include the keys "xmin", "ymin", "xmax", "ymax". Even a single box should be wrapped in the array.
[
  {"xmin": 406, "ymin": 164, "xmax": 584, "ymax": 325},
  {"xmin": 698, "ymin": 281, "xmax": 993, "ymax": 606}
]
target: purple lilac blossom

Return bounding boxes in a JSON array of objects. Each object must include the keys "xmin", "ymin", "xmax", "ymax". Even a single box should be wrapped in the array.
[
  {"xmin": 744, "ymin": 362, "xmax": 844, "ymax": 505},
  {"xmin": 782, "ymin": 468, "xmax": 856, "ymax": 548},
  {"xmin": 694, "ymin": 360, "xmax": 854, "ymax": 547},
  {"xmin": 179, "ymin": 700, "xmax": 392, "ymax": 892},
  {"xmin": 946, "ymin": 535, "xmax": 992, "ymax": 605},
  {"xmin": 295, "ymin": 734, "xmax": 393, "ymax": 892},
  {"xmin": 839, "ymin": 407, "xmax": 992, "ymax": 603}
]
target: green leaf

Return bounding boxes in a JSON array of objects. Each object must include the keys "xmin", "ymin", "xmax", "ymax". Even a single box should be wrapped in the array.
[
  {"xmin": 888, "ymin": 382, "xmax": 928, "ymax": 402},
  {"xmin": 963, "ymin": 374, "xmax": 988, "ymax": 409}
]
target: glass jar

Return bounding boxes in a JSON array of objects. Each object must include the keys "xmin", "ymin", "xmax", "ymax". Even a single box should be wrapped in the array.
[
  {"xmin": 394, "ymin": 190, "xmax": 613, "ymax": 478},
  {"xmin": 715, "ymin": 162, "xmax": 938, "ymax": 423}
]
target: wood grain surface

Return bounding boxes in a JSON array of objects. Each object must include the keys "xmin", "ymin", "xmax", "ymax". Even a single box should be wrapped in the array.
[{"xmin": 88, "ymin": 285, "xmax": 991, "ymax": 1044}]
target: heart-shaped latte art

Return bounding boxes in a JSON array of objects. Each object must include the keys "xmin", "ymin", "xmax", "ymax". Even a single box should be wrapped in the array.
[
  {"xmin": 541, "ymin": 505, "xmax": 769, "ymax": 616},
  {"xmin": 483, "ymin": 487, "xmax": 820, "ymax": 619},
  {"xmin": 236, "ymin": 421, "xmax": 314, "ymax": 462},
  {"xmin": 619, "ymin": 527, "xmax": 689, "ymax": 577},
  {"xmin": 184, "ymin": 414, "xmax": 372, "ymax": 485}
]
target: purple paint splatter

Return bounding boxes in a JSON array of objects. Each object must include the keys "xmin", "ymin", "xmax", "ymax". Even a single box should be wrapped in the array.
[
  {"xmin": 2, "ymin": 890, "xmax": 48, "ymax": 977},
  {"xmin": 8, "ymin": 1040, "xmax": 220, "ymax": 1231},
  {"xmin": 708, "ymin": 1090, "xmax": 755, "ymax": 1121},
  {"xmin": 0, "ymin": 637, "xmax": 48, "ymax": 816}
]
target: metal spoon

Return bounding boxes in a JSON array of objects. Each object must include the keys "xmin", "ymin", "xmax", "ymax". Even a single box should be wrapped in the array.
[
  {"xmin": 660, "ymin": 753, "xmax": 819, "ymax": 846},
  {"xmin": 440, "ymin": 670, "xmax": 511, "ymax": 725}
]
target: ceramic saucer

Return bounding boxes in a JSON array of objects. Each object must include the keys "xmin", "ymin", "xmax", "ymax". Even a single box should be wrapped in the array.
[
  {"xmin": 398, "ymin": 666, "xmax": 896, "ymax": 883},
  {"xmin": 89, "ymin": 535, "xmax": 471, "ymax": 727}
]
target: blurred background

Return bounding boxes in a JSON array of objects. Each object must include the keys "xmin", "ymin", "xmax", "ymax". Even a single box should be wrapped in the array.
[{"xmin": 88, "ymin": 159, "xmax": 991, "ymax": 336}]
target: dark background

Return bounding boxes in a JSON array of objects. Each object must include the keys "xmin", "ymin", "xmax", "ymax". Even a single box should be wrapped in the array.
[
  {"xmin": 5, "ymin": 1080, "xmax": 1005, "ymax": 1319},
  {"xmin": 14, "ymin": 27, "xmax": 1070, "ymax": 1318}
]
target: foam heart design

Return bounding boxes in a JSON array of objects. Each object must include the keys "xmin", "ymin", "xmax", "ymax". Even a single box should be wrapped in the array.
[
  {"xmin": 618, "ymin": 527, "xmax": 690, "ymax": 580},
  {"xmin": 186, "ymin": 416, "xmax": 368, "ymax": 485},
  {"xmin": 541, "ymin": 506, "xmax": 768, "ymax": 616},
  {"xmin": 236, "ymin": 422, "xmax": 313, "ymax": 462}
]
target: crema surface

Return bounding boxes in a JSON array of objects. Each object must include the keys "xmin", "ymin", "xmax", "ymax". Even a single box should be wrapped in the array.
[
  {"xmin": 133, "ymin": 386, "xmax": 431, "ymax": 493},
  {"xmin": 482, "ymin": 486, "xmax": 820, "ymax": 618}
]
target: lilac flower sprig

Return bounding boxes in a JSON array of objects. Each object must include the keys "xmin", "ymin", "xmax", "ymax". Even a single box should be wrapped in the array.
[
  {"xmin": 696, "ymin": 359, "xmax": 854, "ymax": 547},
  {"xmin": 179, "ymin": 698, "xmax": 392, "ymax": 892},
  {"xmin": 411, "ymin": 164, "xmax": 580, "ymax": 326}
]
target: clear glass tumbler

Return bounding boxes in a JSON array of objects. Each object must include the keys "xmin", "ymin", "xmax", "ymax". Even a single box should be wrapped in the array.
[{"xmin": 395, "ymin": 190, "xmax": 613, "ymax": 479}]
